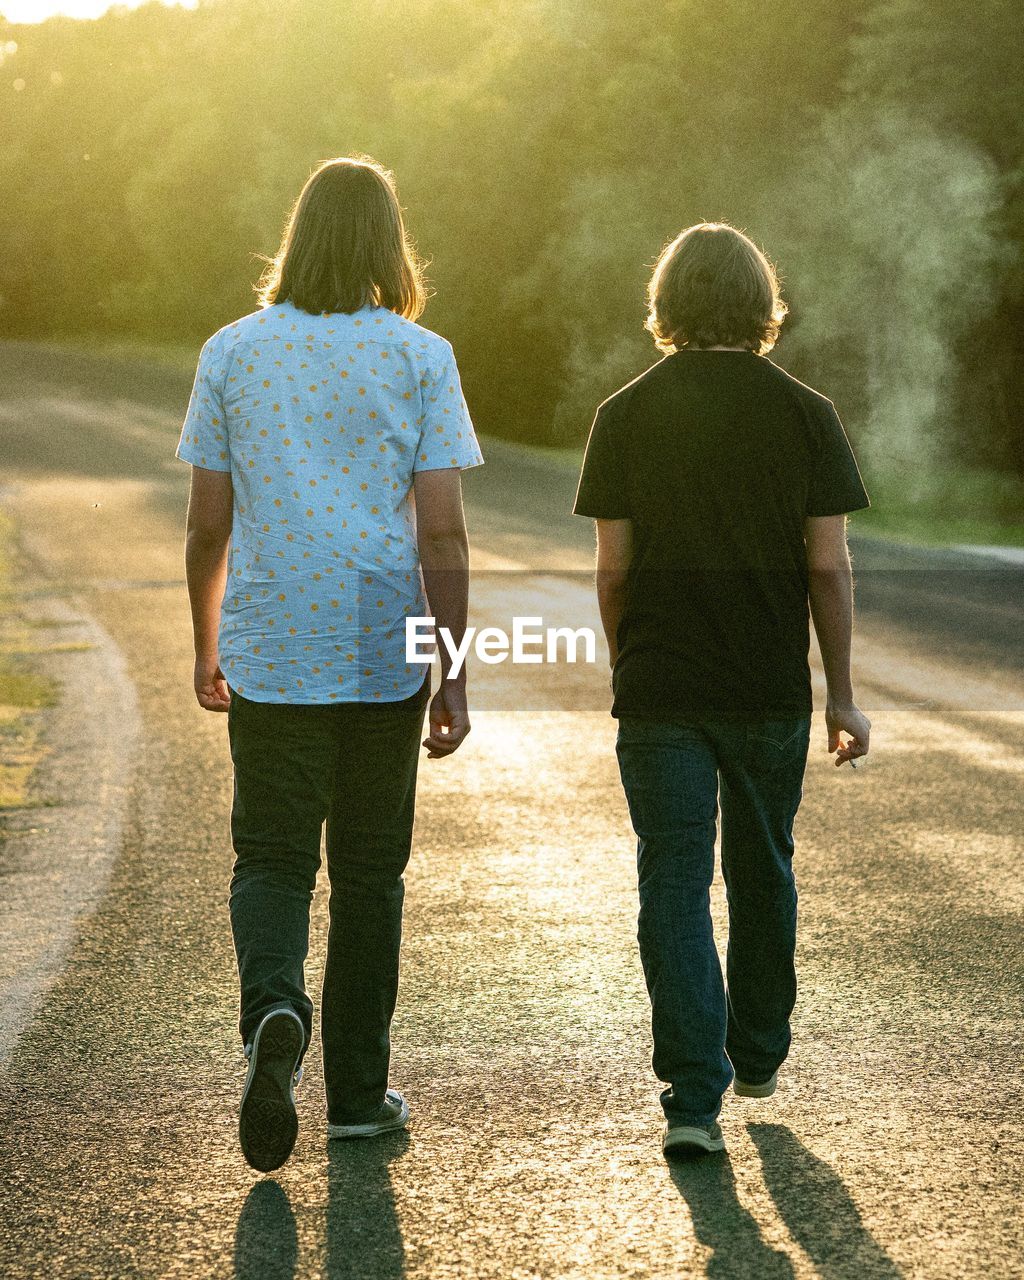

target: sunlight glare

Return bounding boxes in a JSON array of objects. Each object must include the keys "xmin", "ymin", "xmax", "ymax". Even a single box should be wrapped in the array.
[{"xmin": 2, "ymin": 0, "xmax": 194, "ymax": 23}]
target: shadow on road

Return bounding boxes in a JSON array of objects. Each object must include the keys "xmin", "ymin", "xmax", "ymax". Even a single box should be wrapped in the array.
[
  {"xmin": 325, "ymin": 1130, "xmax": 409, "ymax": 1279},
  {"xmin": 234, "ymin": 1179, "xmax": 298, "ymax": 1280},
  {"xmin": 748, "ymin": 1123, "xmax": 903, "ymax": 1279},
  {"xmin": 668, "ymin": 1150, "xmax": 796, "ymax": 1278},
  {"xmin": 232, "ymin": 1132, "xmax": 408, "ymax": 1279}
]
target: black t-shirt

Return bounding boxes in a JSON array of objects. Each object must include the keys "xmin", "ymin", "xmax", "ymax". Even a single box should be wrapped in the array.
[{"xmin": 573, "ymin": 350, "xmax": 870, "ymax": 721}]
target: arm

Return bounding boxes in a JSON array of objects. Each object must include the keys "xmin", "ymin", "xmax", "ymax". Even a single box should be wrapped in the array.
[
  {"xmin": 805, "ymin": 514, "xmax": 870, "ymax": 766},
  {"xmin": 595, "ymin": 518, "xmax": 634, "ymax": 667},
  {"xmin": 415, "ymin": 468, "xmax": 471, "ymax": 758},
  {"xmin": 184, "ymin": 466, "xmax": 233, "ymax": 712}
]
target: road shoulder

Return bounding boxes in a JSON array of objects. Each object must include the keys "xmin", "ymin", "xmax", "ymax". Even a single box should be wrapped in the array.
[{"xmin": 0, "ymin": 495, "xmax": 142, "ymax": 1069}]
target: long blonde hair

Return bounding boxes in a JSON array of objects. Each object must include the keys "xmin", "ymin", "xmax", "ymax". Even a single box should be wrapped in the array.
[{"xmin": 255, "ymin": 156, "xmax": 426, "ymax": 318}]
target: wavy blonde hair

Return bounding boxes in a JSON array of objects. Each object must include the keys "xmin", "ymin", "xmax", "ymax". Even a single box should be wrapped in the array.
[
  {"xmin": 255, "ymin": 156, "xmax": 426, "ymax": 318},
  {"xmin": 646, "ymin": 222, "xmax": 787, "ymax": 355}
]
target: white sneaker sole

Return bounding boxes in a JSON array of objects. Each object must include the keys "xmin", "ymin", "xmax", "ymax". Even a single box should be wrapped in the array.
[
  {"xmin": 327, "ymin": 1092, "xmax": 410, "ymax": 1140},
  {"xmin": 663, "ymin": 1125, "xmax": 726, "ymax": 1156}
]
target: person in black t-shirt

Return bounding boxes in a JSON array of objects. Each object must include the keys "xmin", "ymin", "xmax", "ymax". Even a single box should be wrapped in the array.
[{"xmin": 573, "ymin": 222, "xmax": 871, "ymax": 1159}]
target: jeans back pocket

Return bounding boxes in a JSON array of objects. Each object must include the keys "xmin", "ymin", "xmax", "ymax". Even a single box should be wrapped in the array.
[{"xmin": 743, "ymin": 717, "xmax": 812, "ymax": 778}]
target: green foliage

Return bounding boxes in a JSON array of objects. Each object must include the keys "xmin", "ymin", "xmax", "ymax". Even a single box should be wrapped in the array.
[
  {"xmin": 1, "ymin": 0, "xmax": 1021, "ymax": 496},
  {"xmin": 855, "ymin": 465, "xmax": 1024, "ymax": 548}
]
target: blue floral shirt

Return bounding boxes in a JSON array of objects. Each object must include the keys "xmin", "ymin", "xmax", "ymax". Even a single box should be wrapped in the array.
[{"xmin": 175, "ymin": 301, "xmax": 483, "ymax": 703}]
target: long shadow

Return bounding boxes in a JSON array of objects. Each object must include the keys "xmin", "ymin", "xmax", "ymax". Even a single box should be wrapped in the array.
[
  {"xmin": 667, "ymin": 1150, "xmax": 796, "ymax": 1278},
  {"xmin": 325, "ymin": 1130, "xmax": 409, "ymax": 1279},
  {"xmin": 234, "ymin": 1179, "xmax": 299, "ymax": 1280},
  {"xmin": 748, "ymin": 1123, "xmax": 903, "ymax": 1279}
]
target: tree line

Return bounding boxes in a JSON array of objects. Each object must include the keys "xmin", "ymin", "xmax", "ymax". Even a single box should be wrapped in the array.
[{"xmin": 1, "ymin": 0, "xmax": 1021, "ymax": 490}]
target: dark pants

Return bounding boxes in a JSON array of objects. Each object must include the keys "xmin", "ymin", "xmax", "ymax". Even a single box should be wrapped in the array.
[
  {"xmin": 615, "ymin": 715, "xmax": 812, "ymax": 1127},
  {"xmin": 226, "ymin": 675, "xmax": 429, "ymax": 1124}
]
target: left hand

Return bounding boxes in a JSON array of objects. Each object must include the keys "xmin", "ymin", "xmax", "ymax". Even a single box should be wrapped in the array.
[
  {"xmin": 825, "ymin": 697, "xmax": 870, "ymax": 768},
  {"xmin": 194, "ymin": 653, "xmax": 231, "ymax": 712}
]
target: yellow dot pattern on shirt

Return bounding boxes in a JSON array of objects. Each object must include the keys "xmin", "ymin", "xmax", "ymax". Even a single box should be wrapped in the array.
[{"xmin": 177, "ymin": 305, "xmax": 482, "ymax": 703}]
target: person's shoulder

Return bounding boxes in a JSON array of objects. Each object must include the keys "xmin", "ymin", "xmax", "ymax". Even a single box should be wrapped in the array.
[
  {"xmin": 367, "ymin": 311, "xmax": 454, "ymax": 360},
  {"xmin": 595, "ymin": 355, "xmax": 674, "ymax": 421},
  {"xmin": 756, "ymin": 356, "xmax": 837, "ymax": 415},
  {"xmin": 199, "ymin": 306, "xmax": 275, "ymax": 361}
]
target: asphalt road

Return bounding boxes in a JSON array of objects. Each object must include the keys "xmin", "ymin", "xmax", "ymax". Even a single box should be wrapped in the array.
[{"xmin": 1, "ymin": 341, "xmax": 1022, "ymax": 1280}]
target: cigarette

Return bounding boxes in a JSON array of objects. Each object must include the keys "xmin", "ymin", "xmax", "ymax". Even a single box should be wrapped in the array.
[{"xmin": 849, "ymin": 758, "xmax": 859, "ymax": 770}]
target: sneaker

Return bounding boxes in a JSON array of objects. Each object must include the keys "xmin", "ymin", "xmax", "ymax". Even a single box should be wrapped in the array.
[
  {"xmin": 733, "ymin": 1069, "xmax": 778, "ymax": 1098},
  {"xmin": 238, "ymin": 1006, "xmax": 305, "ymax": 1172},
  {"xmin": 327, "ymin": 1089, "xmax": 410, "ymax": 1140},
  {"xmin": 663, "ymin": 1120, "xmax": 726, "ymax": 1157}
]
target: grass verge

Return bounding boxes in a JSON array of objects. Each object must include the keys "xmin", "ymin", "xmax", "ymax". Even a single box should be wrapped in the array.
[
  {"xmin": 0, "ymin": 513, "xmax": 59, "ymax": 810},
  {"xmin": 853, "ymin": 466, "xmax": 1024, "ymax": 549}
]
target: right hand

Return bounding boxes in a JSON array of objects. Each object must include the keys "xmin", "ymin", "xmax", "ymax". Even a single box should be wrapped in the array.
[
  {"xmin": 193, "ymin": 652, "xmax": 231, "ymax": 713},
  {"xmin": 825, "ymin": 697, "xmax": 870, "ymax": 768},
  {"xmin": 423, "ymin": 681, "xmax": 471, "ymax": 758}
]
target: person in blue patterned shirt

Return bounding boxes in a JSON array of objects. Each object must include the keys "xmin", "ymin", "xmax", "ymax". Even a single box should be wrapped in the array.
[{"xmin": 176, "ymin": 156, "xmax": 482, "ymax": 1171}]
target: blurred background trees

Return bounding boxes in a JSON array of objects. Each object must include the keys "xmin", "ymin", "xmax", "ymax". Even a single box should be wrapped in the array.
[{"xmin": 1, "ymin": 0, "xmax": 1021, "ymax": 503}]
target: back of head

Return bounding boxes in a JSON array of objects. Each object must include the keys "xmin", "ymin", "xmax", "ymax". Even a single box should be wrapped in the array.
[
  {"xmin": 256, "ymin": 156, "xmax": 425, "ymax": 319},
  {"xmin": 646, "ymin": 222, "xmax": 787, "ymax": 355}
]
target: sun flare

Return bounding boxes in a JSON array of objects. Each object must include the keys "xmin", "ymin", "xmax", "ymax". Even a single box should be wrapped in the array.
[{"xmin": 1, "ymin": 0, "xmax": 194, "ymax": 23}]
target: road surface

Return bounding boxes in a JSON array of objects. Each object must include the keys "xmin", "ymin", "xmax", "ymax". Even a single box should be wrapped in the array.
[{"xmin": 1, "ymin": 341, "xmax": 1022, "ymax": 1279}]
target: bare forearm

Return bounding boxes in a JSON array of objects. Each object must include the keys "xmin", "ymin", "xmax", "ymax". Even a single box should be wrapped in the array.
[
  {"xmin": 808, "ymin": 566, "xmax": 854, "ymax": 704},
  {"xmin": 419, "ymin": 532, "xmax": 470, "ymax": 682},
  {"xmin": 185, "ymin": 532, "xmax": 229, "ymax": 658},
  {"xmin": 597, "ymin": 578, "xmax": 627, "ymax": 667}
]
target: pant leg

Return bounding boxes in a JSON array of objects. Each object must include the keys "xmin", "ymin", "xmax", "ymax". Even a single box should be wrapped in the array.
[
  {"xmin": 321, "ymin": 676, "xmax": 429, "ymax": 1123},
  {"xmin": 716, "ymin": 716, "xmax": 811, "ymax": 1083},
  {"xmin": 227, "ymin": 690, "xmax": 336, "ymax": 1054},
  {"xmin": 615, "ymin": 717, "xmax": 732, "ymax": 1127}
]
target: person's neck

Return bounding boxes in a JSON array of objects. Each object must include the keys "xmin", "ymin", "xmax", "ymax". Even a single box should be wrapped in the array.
[{"xmin": 687, "ymin": 343, "xmax": 750, "ymax": 352}]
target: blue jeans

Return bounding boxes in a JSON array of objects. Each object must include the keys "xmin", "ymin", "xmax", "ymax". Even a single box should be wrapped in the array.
[{"xmin": 615, "ymin": 715, "xmax": 812, "ymax": 1127}]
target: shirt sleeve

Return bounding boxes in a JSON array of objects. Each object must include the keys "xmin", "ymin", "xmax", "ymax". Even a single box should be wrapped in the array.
[
  {"xmin": 573, "ymin": 398, "xmax": 630, "ymax": 519},
  {"xmin": 805, "ymin": 400, "xmax": 870, "ymax": 516},
  {"xmin": 413, "ymin": 341, "xmax": 484, "ymax": 472},
  {"xmin": 175, "ymin": 335, "xmax": 232, "ymax": 472}
]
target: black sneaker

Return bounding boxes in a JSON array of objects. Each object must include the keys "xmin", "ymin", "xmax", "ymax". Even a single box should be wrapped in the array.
[
  {"xmin": 238, "ymin": 1007, "xmax": 305, "ymax": 1172},
  {"xmin": 327, "ymin": 1089, "xmax": 410, "ymax": 1140},
  {"xmin": 733, "ymin": 1069, "xmax": 779, "ymax": 1098}
]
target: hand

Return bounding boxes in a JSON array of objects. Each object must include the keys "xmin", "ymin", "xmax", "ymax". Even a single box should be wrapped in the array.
[
  {"xmin": 423, "ymin": 681, "xmax": 471, "ymax": 758},
  {"xmin": 194, "ymin": 653, "xmax": 231, "ymax": 712},
  {"xmin": 825, "ymin": 697, "xmax": 870, "ymax": 768}
]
